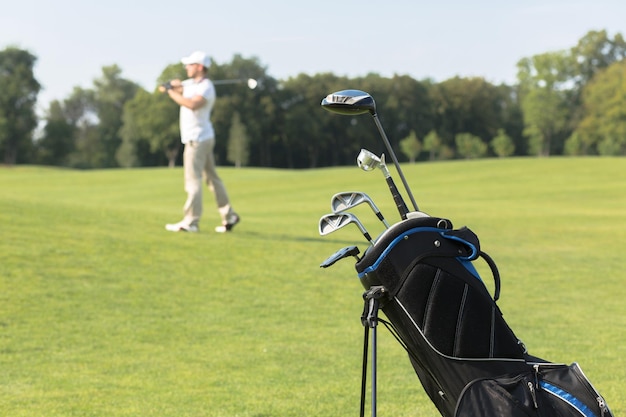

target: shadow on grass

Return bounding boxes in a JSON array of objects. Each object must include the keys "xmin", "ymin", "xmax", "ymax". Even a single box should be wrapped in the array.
[{"xmin": 239, "ymin": 230, "xmax": 360, "ymax": 246}]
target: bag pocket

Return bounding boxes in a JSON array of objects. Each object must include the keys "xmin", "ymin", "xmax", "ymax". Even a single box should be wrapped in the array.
[
  {"xmin": 454, "ymin": 373, "xmax": 539, "ymax": 417},
  {"xmin": 538, "ymin": 363, "xmax": 613, "ymax": 417}
]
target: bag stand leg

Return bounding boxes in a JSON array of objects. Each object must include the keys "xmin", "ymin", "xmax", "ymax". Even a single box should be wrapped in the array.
[{"xmin": 360, "ymin": 286, "xmax": 387, "ymax": 417}]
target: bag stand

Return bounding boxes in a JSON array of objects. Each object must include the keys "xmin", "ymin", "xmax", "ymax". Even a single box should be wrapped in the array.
[{"xmin": 360, "ymin": 286, "xmax": 387, "ymax": 417}]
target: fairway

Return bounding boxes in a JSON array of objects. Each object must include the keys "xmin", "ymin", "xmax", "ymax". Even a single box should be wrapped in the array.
[{"xmin": 1, "ymin": 158, "xmax": 624, "ymax": 416}]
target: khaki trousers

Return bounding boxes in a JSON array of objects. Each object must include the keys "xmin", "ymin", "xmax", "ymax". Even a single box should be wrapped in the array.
[{"xmin": 182, "ymin": 140, "xmax": 230, "ymax": 226}]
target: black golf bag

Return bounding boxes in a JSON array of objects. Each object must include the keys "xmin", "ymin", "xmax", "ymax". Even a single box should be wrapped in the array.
[
  {"xmin": 318, "ymin": 88, "xmax": 612, "ymax": 416},
  {"xmin": 352, "ymin": 215, "xmax": 613, "ymax": 417}
]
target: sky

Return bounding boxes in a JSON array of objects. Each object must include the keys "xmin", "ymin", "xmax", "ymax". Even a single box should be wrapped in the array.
[{"xmin": 2, "ymin": 0, "xmax": 626, "ymax": 116}]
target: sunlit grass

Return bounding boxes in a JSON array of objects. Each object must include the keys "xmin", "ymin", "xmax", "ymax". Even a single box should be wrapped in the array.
[{"xmin": 1, "ymin": 157, "xmax": 624, "ymax": 416}]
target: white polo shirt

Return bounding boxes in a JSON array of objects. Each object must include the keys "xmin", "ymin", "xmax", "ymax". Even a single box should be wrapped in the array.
[{"xmin": 179, "ymin": 78, "xmax": 216, "ymax": 144}]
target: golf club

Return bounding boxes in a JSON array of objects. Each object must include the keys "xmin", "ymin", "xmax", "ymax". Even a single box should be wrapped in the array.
[
  {"xmin": 319, "ymin": 212, "xmax": 374, "ymax": 246},
  {"xmin": 212, "ymin": 78, "xmax": 258, "ymax": 89},
  {"xmin": 321, "ymin": 90, "xmax": 419, "ymax": 212},
  {"xmin": 331, "ymin": 191, "xmax": 389, "ymax": 228},
  {"xmin": 357, "ymin": 149, "xmax": 410, "ymax": 220}
]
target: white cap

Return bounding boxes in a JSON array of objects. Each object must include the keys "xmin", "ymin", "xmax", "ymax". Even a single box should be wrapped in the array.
[{"xmin": 181, "ymin": 51, "xmax": 211, "ymax": 68}]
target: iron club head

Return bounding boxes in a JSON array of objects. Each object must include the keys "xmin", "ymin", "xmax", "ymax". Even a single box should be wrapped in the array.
[
  {"xmin": 357, "ymin": 149, "xmax": 390, "ymax": 178},
  {"xmin": 318, "ymin": 212, "xmax": 374, "ymax": 245},
  {"xmin": 331, "ymin": 191, "xmax": 390, "ymax": 229},
  {"xmin": 356, "ymin": 149, "xmax": 380, "ymax": 171},
  {"xmin": 356, "ymin": 148, "xmax": 409, "ymax": 219}
]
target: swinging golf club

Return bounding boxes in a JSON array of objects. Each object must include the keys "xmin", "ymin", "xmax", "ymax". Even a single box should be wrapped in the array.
[
  {"xmin": 212, "ymin": 78, "xmax": 258, "ymax": 89},
  {"xmin": 321, "ymin": 90, "xmax": 419, "ymax": 213},
  {"xmin": 357, "ymin": 149, "xmax": 410, "ymax": 220},
  {"xmin": 331, "ymin": 191, "xmax": 389, "ymax": 228},
  {"xmin": 319, "ymin": 212, "xmax": 374, "ymax": 246},
  {"xmin": 161, "ymin": 78, "xmax": 258, "ymax": 92}
]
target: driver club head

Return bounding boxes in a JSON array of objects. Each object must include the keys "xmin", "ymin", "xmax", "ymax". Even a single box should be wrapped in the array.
[{"xmin": 321, "ymin": 90, "xmax": 376, "ymax": 116}]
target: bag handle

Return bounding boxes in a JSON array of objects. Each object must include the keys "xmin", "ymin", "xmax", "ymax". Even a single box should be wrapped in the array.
[{"xmin": 478, "ymin": 250, "xmax": 501, "ymax": 301}]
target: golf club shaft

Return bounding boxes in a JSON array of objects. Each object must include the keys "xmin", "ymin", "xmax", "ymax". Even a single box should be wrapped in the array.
[
  {"xmin": 386, "ymin": 176, "xmax": 409, "ymax": 220},
  {"xmin": 361, "ymin": 192, "xmax": 390, "ymax": 228},
  {"xmin": 212, "ymin": 79, "xmax": 247, "ymax": 85},
  {"xmin": 373, "ymin": 210, "xmax": 390, "ymax": 228},
  {"xmin": 348, "ymin": 214, "xmax": 375, "ymax": 245},
  {"xmin": 372, "ymin": 114, "xmax": 419, "ymax": 212},
  {"xmin": 354, "ymin": 225, "xmax": 374, "ymax": 246},
  {"xmin": 362, "ymin": 231, "xmax": 374, "ymax": 245}
]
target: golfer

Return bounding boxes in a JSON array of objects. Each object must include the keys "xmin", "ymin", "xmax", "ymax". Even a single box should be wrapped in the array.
[{"xmin": 160, "ymin": 50, "xmax": 240, "ymax": 233}]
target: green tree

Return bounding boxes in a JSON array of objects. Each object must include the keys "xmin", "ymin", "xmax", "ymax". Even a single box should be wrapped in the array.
[
  {"xmin": 36, "ymin": 100, "xmax": 75, "ymax": 166},
  {"xmin": 571, "ymin": 30, "xmax": 626, "ymax": 88},
  {"xmin": 279, "ymin": 72, "xmax": 352, "ymax": 168},
  {"xmin": 521, "ymin": 86, "xmax": 570, "ymax": 156},
  {"xmin": 568, "ymin": 60, "xmax": 626, "ymax": 155},
  {"xmin": 207, "ymin": 54, "xmax": 277, "ymax": 167},
  {"xmin": 92, "ymin": 65, "xmax": 140, "ymax": 168},
  {"xmin": 516, "ymin": 30, "xmax": 626, "ymax": 157},
  {"xmin": 36, "ymin": 87, "xmax": 97, "ymax": 169},
  {"xmin": 429, "ymin": 77, "xmax": 507, "ymax": 155},
  {"xmin": 380, "ymin": 75, "xmax": 434, "ymax": 156},
  {"xmin": 490, "ymin": 129, "xmax": 515, "ymax": 157},
  {"xmin": 423, "ymin": 129, "xmax": 442, "ymax": 160},
  {"xmin": 119, "ymin": 88, "xmax": 180, "ymax": 167},
  {"xmin": 455, "ymin": 133, "xmax": 487, "ymax": 159},
  {"xmin": 439, "ymin": 145, "xmax": 456, "ymax": 160},
  {"xmin": 227, "ymin": 111, "xmax": 249, "ymax": 167},
  {"xmin": 517, "ymin": 51, "xmax": 573, "ymax": 156},
  {"xmin": 0, "ymin": 46, "xmax": 40, "ymax": 165},
  {"xmin": 51, "ymin": 65, "xmax": 140, "ymax": 169},
  {"xmin": 57, "ymin": 87, "xmax": 99, "ymax": 169},
  {"xmin": 399, "ymin": 130, "xmax": 421, "ymax": 163}
]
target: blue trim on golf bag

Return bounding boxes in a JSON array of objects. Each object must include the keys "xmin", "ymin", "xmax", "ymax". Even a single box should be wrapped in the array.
[
  {"xmin": 540, "ymin": 381, "xmax": 598, "ymax": 417},
  {"xmin": 458, "ymin": 259, "xmax": 481, "ymax": 281},
  {"xmin": 357, "ymin": 227, "xmax": 480, "ymax": 280}
]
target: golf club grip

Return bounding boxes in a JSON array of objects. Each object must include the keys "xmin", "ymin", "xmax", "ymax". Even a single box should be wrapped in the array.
[{"xmin": 386, "ymin": 176, "xmax": 409, "ymax": 220}]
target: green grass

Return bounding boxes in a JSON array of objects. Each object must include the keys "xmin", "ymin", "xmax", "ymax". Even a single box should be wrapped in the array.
[{"xmin": 1, "ymin": 157, "xmax": 624, "ymax": 416}]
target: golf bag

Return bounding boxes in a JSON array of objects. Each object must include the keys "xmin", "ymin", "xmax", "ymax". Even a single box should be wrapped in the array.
[
  {"xmin": 353, "ymin": 215, "xmax": 613, "ymax": 417},
  {"xmin": 318, "ymin": 88, "xmax": 612, "ymax": 416}
]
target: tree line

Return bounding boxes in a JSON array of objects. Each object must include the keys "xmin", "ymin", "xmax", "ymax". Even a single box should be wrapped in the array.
[{"xmin": 1, "ymin": 29, "xmax": 625, "ymax": 169}]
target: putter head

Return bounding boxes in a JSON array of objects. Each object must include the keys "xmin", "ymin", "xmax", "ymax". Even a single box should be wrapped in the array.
[{"xmin": 321, "ymin": 90, "xmax": 376, "ymax": 115}]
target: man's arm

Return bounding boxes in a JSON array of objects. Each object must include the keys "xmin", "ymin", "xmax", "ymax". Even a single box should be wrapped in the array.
[{"xmin": 159, "ymin": 80, "xmax": 207, "ymax": 110}]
